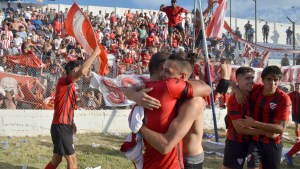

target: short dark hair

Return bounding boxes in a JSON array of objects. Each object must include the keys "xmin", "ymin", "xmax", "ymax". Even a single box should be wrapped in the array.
[
  {"xmin": 261, "ymin": 65, "xmax": 282, "ymax": 80},
  {"xmin": 168, "ymin": 52, "xmax": 197, "ymax": 76},
  {"xmin": 148, "ymin": 52, "xmax": 170, "ymax": 75},
  {"xmin": 64, "ymin": 61, "xmax": 81, "ymax": 75},
  {"xmin": 236, "ymin": 66, "xmax": 255, "ymax": 78}
]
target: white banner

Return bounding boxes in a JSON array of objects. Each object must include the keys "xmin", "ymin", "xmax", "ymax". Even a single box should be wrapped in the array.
[{"xmin": 90, "ymin": 72, "xmax": 149, "ymax": 107}]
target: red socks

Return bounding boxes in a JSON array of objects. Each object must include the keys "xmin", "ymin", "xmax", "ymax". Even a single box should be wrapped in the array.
[
  {"xmin": 288, "ymin": 141, "xmax": 300, "ymax": 157},
  {"xmin": 45, "ymin": 162, "xmax": 56, "ymax": 169}
]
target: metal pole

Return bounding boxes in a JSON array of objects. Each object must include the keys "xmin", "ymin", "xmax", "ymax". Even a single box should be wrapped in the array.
[
  {"xmin": 254, "ymin": 0, "xmax": 257, "ymax": 44},
  {"xmin": 287, "ymin": 16, "xmax": 296, "ymax": 65},
  {"xmin": 293, "ymin": 22, "xmax": 296, "ymax": 65},
  {"xmin": 197, "ymin": 0, "xmax": 219, "ymax": 142},
  {"xmin": 229, "ymin": 0, "xmax": 231, "ymax": 28},
  {"xmin": 192, "ymin": 0, "xmax": 197, "ymax": 52}
]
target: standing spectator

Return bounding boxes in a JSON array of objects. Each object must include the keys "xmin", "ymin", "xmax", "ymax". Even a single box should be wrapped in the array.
[
  {"xmin": 48, "ymin": 8, "xmax": 55, "ymax": 22},
  {"xmin": 160, "ymin": 0, "xmax": 188, "ymax": 45},
  {"xmin": 247, "ymin": 25, "xmax": 255, "ymax": 43},
  {"xmin": 23, "ymin": 6, "xmax": 32, "ymax": 22},
  {"xmin": 234, "ymin": 27, "xmax": 242, "ymax": 50},
  {"xmin": 54, "ymin": 34, "xmax": 63, "ymax": 50},
  {"xmin": 262, "ymin": 22, "xmax": 269, "ymax": 43},
  {"xmin": 1, "ymin": 24, "xmax": 14, "ymax": 41},
  {"xmin": 32, "ymin": 15, "xmax": 44, "ymax": 31},
  {"xmin": 53, "ymin": 18, "xmax": 62, "ymax": 36},
  {"xmin": 244, "ymin": 20, "xmax": 251, "ymax": 40},
  {"xmin": 125, "ymin": 9, "xmax": 134, "ymax": 23},
  {"xmin": 14, "ymin": 32, "xmax": 23, "ymax": 53},
  {"xmin": 281, "ymin": 53, "xmax": 290, "ymax": 66},
  {"xmin": 286, "ymin": 26, "xmax": 293, "ymax": 45}
]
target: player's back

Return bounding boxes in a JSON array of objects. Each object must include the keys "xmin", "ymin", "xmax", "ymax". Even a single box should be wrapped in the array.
[{"xmin": 143, "ymin": 78, "xmax": 192, "ymax": 169}]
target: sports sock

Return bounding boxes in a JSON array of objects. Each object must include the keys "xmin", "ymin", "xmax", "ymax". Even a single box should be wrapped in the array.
[{"xmin": 45, "ymin": 162, "xmax": 56, "ymax": 169}]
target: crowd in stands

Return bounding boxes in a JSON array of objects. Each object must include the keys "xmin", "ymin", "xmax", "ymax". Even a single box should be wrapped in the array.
[{"xmin": 0, "ymin": 2, "xmax": 295, "ymax": 110}]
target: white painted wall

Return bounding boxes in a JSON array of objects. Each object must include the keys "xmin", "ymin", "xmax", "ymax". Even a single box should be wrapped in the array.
[{"xmin": 0, "ymin": 108, "xmax": 226, "ymax": 137}]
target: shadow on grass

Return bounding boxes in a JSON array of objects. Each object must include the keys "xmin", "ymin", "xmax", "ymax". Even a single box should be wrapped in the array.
[
  {"xmin": 37, "ymin": 141, "xmax": 52, "ymax": 148},
  {"xmin": 0, "ymin": 162, "xmax": 38, "ymax": 169},
  {"xmin": 75, "ymin": 144, "xmax": 125, "ymax": 158}
]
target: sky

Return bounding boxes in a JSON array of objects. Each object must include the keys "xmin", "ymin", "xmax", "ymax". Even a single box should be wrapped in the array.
[{"xmin": 14, "ymin": 0, "xmax": 300, "ymax": 23}]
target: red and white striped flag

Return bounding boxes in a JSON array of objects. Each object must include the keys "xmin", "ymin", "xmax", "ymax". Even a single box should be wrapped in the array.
[
  {"xmin": 65, "ymin": 2, "xmax": 109, "ymax": 75},
  {"xmin": 206, "ymin": 0, "xmax": 228, "ymax": 39}
]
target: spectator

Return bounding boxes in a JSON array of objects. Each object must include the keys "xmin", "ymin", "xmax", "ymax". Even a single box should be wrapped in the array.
[
  {"xmin": 262, "ymin": 21, "xmax": 269, "ymax": 43},
  {"xmin": 244, "ymin": 20, "xmax": 251, "ymax": 40},
  {"xmin": 247, "ymin": 25, "xmax": 255, "ymax": 43},
  {"xmin": 234, "ymin": 53, "xmax": 246, "ymax": 66},
  {"xmin": 7, "ymin": 41, "xmax": 18, "ymax": 55},
  {"xmin": 234, "ymin": 27, "xmax": 242, "ymax": 50},
  {"xmin": 281, "ymin": 54, "xmax": 290, "ymax": 66},
  {"xmin": 160, "ymin": 0, "xmax": 188, "ymax": 45},
  {"xmin": 286, "ymin": 26, "xmax": 293, "ymax": 45}
]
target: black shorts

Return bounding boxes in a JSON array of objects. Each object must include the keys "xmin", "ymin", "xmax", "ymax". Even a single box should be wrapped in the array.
[
  {"xmin": 292, "ymin": 113, "xmax": 300, "ymax": 123},
  {"xmin": 168, "ymin": 23, "xmax": 184, "ymax": 34},
  {"xmin": 184, "ymin": 152, "xmax": 204, "ymax": 169},
  {"xmin": 51, "ymin": 124, "xmax": 75, "ymax": 155},
  {"xmin": 223, "ymin": 139, "xmax": 248, "ymax": 169},
  {"xmin": 215, "ymin": 79, "xmax": 230, "ymax": 94},
  {"xmin": 247, "ymin": 141, "xmax": 282, "ymax": 169}
]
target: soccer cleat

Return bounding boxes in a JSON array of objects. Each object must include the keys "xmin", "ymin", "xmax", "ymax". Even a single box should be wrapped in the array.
[{"xmin": 284, "ymin": 153, "xmax": 294, "ymax": 167}]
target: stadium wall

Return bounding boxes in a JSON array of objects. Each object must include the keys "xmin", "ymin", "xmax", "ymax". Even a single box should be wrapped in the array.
[{"xmin": 0, "ymin": 109, "xmax": 226, "ymax": 136}]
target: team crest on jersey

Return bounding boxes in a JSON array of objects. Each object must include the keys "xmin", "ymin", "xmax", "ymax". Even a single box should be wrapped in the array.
[
  {"xmin": 237, "ymin": 158, "xmax": 244, "ymax": 165},
  {"xmin": 270, "ymin": 102, "xmax": 277, "ymax": 109}
]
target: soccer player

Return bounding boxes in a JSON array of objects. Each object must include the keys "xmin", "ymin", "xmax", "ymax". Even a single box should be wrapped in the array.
[
  {"xmin": 236, "ymin": 65, "xmax": 291, "ymax": 169},
  {"xmin": 44, "ymin": 47, "xmax": 100, "ymax": 169},
  {"xmin": 288, "ymin": 82, "xmax": 300, "ymax": 141},
  {"xmin": 125, "ymin": 52, "xmax": 211, "ymax": 169},
  {"xmin": 160, "ymin": 0, "xmax": 188, "ymax": 45},
  {"xmin": 222, "ymin": 67, "xmax": 275, "ymax": 169},
  {"xmin": 284, "ymin": 82, "xmax": 300, "ymax": 167}
]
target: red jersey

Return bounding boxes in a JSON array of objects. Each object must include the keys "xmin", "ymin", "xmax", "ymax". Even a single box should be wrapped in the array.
[
  {"xmin": 52, "ymin": 74, "xmax": 77, "ymax": 125},
  {"xmin": 122, "ymin": 57, "xmax": 134, "ymax": 64},
  {"xmin": 143, "ymin": 78, "xmax": 193, "ymax": 169},
  {"xmin": 161, "ymin": 6, "xmax": 187, "ymax": 26},
  {"xmin": 146, "ymin": 36, "xmax": 156, "ymax": 47},
  {"xmin": 289, "ymin": 91, "xmax": 300, "ymax": 116},
  {"xmin": 227, "ymin": 93, "xmax": 249, "ymax": 142},
  {"xmin": 126, "ymin": 13, "xmax": 134, "ymax": 22},
  {"xmin": 249, "ymin": 84, "xmax": 291, "ymax": 144}
]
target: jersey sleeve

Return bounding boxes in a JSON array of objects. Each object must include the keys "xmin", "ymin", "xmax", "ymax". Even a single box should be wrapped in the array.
[
  {"xmin": 166, "ymin": 78, "xmax": 193, "ymax": 99},
  {"xmin": 274, "ymin": 93, "xmax": 291, "ymax": 122},
  {"xmin": 227, "ymin": 94, "xmax": 244, "ymax": 121}
]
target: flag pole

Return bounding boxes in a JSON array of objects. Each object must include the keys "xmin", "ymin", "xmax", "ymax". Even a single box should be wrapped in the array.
[
  {"xmin": 192, "ymin": 0, "xmax": 197, "ymax": 52},
  {"xmin": 196, "ymin": 0, "xmax": 219, "ymax": 142}
]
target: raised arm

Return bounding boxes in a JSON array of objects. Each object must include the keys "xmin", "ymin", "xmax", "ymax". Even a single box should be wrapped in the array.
[
  {"xmin": 139, "ymin": 97, "xmax": 204, "ymax": 154},
  {"xmin": 71, "ymin": 47, "xmax": 100, "ymax": 82}
]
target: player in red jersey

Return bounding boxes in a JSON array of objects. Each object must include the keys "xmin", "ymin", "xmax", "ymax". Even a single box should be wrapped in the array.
[
  {"xmin": 125, "ymin": 52, "xmax": 211, "ymax": 169},
  {"xmin": 135, "ymin": 53, "xmax": 209, "ymax": 169},
  {"xmin": 235, "ymin": 66, "xmax": 290, "ymax": 169},
  {"xmin": 284, "ymin": 82, "xmax": 300, "ymax": 167},
  {"xmin": 160, "ymin": 0, "xmax": 188, "ymax": 45},
  {"xmin": 44, "ymin": 47, "xmax": 100, "ymax": 169},
  {"xmin": 222, "ymin": 67, "xmax": 275, "ymax": 169},
  {"xmin": 288, "ymin": 82, "xmax": 300, "ymax": 140}
]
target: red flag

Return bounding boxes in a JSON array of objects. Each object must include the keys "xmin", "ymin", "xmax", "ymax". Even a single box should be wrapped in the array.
[
  {"xmin": 65, "ymin": 2, "xmax": 109, "ymax": 75},
  {"xmin": 7, "ymin": 52, "xmax": 45, "ymax": 68},
  {"xmin": 206, "ymin": 0, "xmax": 228, "ymax": 39}
]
